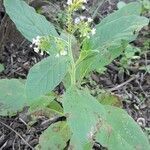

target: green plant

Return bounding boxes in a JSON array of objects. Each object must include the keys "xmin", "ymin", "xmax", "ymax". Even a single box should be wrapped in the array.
[
  {"xmin": 119, "ymin": 44, "xmax": 141, "ymax": 72},
  {"xmin": 2, "ymin": 0, "xmax": 150, "ymax": 149},
  {"xmin": 139, "ymin": 0, "xmax": 150, "ymax": 12}
]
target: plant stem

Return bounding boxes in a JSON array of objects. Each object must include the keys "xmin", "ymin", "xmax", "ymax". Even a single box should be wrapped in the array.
[
  {"xmin": 68, "ymin": 34, "xmax": 76, "ymax": 85},
  {"xmin": 67, "ymin": 11, "xmax": 76, "ymax": 85}
]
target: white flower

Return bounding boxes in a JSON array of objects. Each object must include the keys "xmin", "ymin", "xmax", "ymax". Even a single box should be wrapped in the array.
[
  {"xmin": 40, "ymin": 51, "xmax": 44, "ymax": 55},
  {"xmin": 80, "ymin": 16, "xmax": 86, "ymax": 20},
  {"xmin": 87, "ymin": 17, "xmax": 93, "ymax": 22},
  {"xmin": 32, "ymin": 36, "xmax": 41, "ymax": 46},
  {"xmin": 34, "ymin": 47, "xmax": 39, "ymax": 53},
  {"xmin": 81, "ymin": 5, "xmax": 86, "ymax": 10},
  {"xmin": 91, "ymin": 28, "xmax": 96, "ymax": 35},
  {"xmin": 60, "ymin": 50, "xmax": 67, "ymax": 56},
  {"xmin": 74, "ymin": 17, "xmax": 81, "ymax": 24},
  {"xmin": 83, "ymin": 0, "xmax": 87, "ymax": 3},
  {"xmin": 67, "ymin": 0, "xmax": 72, "ymax": 5}
]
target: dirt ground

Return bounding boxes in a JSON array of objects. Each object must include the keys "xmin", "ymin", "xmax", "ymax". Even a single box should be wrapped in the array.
[{"xmin": 0, "ymin": 0, "xmax": 149, "ymax": 149}]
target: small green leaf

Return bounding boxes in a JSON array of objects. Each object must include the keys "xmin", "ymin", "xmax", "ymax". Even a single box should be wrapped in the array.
[
  {"xmin": 96, "ymin": 106, "xmax": 150, "ymax": 150},
  {"xmin": 97, "ymin": 92, "xmax": 123, "ymax": 108},
  {"xmin": 36, "ymin": 121, "xmax": 71, "ymax": 150},
  {"xmin": 139, "ymin": 65, "xmax": 150, "ymax": 73},
  {"xmin": 26, "ymin": 55, "xmax": 69, "ymax": 100},
  {"xmin": 0, "ymin": 64, "xmax": 4, "ymax": 72},
  {"xmin": 29, "ymin": 94, "xmax": 63, "ymax": 118},
  {"xmin": 4, "ymin": 0, "xmax": 58, "ymax": 42},
  {"xmin": 0, "ymin": 79, "xmax": 26, "ymax": 116}
]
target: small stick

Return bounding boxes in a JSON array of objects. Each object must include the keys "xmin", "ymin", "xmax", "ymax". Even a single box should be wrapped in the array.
[
  {"xmin": 108, "ymin": 75, "xmax": 137, "ymax": 92},
  {"xmin": 0, "ymin": 121, "xmax": 34, "ymax": 150}
]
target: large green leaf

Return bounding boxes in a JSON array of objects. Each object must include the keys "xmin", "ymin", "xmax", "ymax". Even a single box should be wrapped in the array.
[
  {"xmin": 36, "ymin": 121, "xmax": 71, "ymax": 150},
  {"xmin": 96, "ymin": 106, "xmax": 150, "ymax": 150},
  {"xmin": 4, "ymin": 0, "xmax": 58, "ymax": 42},
  {"xmin": 0, "ymin": 79, "xmax": 26, "ymax": 116},
  {"xmin": 63, "ymin": 87, "xmax": 150, "ymax": 150},
  {"xmin": 26, "ymin": 55, "xmax": 69, "ymax": 100},
  {"xmin": 63, "ymin": 87, "xmax": 106, "ymax": 150},
  {"xmin": 100, "ymin": 2, "xmax": 141, "ymax": 26},
  {"xmin": 90, "ymin": 15, "xmax": 148, "ymax": 51}
]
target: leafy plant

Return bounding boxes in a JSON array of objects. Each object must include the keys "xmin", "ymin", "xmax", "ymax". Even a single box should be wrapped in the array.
[
  {"xmin": 2, "ymin": 0, "xmax": 150, "ymax": 149},
  {"xmin": 119, "ymin": 44, "xmax": 141, "ymax": 72}
]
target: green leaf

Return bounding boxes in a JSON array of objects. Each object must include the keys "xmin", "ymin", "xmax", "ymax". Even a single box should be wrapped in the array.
[
  {"xmin": 63, "ymin": 87, "xmax": 150, "ymax": 150},
  {"xmin": 100, "ymin": 2, "xmax": 142, "ymax": 26},
  {"xmin": 4, "ymin": 0, "xmax": 58, "ymax": 42},
  {"xmin": 26, "ymin": 55, "xmax": 69, "ymax": 100},
  {"xmin": 76, "ymin": 46, "xmax": 123, "ymax": 80},
  {"xmin": 139, "ymin": 65, "xmax": 150, "ymax": 73},
  {"xmin": 96, "ymin": 106, "xmax": 150, "ymax": 150},
  {"xmin": 90, "ymin": 15, "xmax": 149, "ymax": 51},
  {"xmin": 29, "ymin": 95, "xmax": 63, "ymax": 118},
  {"xmin": 0, "ymin": 64, "xmax": 4, "ymax": 72},
  {"xmin": 36, "ymin": 121, "xmax": 71, "ymax": 150},
  {"xmin": 117, "ymin": 1, "xmax": 126, "ymax": 9},
  {"xmin": 0, "ymin": 79, "xmax": 26, "ymax": 116},
  {"xmin": 63, "ymin": 87, "xmax": 106, "ymax": 149},
  {"xmin": 97, "ymin": 92, "xmax": 123, "ymax": 108}
]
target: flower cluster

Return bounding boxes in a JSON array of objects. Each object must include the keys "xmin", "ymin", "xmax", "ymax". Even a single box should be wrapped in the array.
[
  {"xmin": 55, "ymin": 50, "xmax": 68, "ymax": 58},
  {"xmin": 30, "ymin": 36, "xmax": 44, "ymax": 55},
  {"xmin": 74, "ymin": 15, "xmax": 96, "ymax": 38},
  {"xmin": 67, "ymin": 0, "xmax": 88, "ymax": 11},
  {"xmin": 30, "ymin": 35, "xmax": 68, "ymax": 58}
]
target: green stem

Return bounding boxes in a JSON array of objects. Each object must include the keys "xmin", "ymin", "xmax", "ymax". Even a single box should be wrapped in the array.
[
  {"xmin": 68, "ymin": 34, "xmax": 76, "ymax": 85},
  {"xmin": 67, "ymin": 9, "xmax": 76, "ymax": 85}
]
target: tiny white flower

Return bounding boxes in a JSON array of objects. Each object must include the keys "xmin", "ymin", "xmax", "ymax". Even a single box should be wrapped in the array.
[
  {"xmin": 81, "ymin": 5, "xmax": 86, "ymax": 10},
  {"xmin": 83, "ymin": 0, "xmax": 87, "ymax": 3},
  {"xmin": 74, "ymin": 17, "xmax": 81, "ymax": 24},
  {"xmin": 40, "ymin": 51, "xmax": 44, "ymax": 55},
  {"xmin": 80, "ymin": 16, "xmax": 86, "ymax": 20},
  {"xmin": 87, "ymin": 17, "xmax": 93, "ymax": 22},
  {"xmin": 34, "ymin": 47, "xmax": 39, "ymax": 53},
  {"xmin": 32, "ymin": 36, "xmax": 41, "ymax": 46},
  {"xmin": 91, "ymin": 28, "xmax": 96, "ymax": 35},
  {"xmin": 60, "ymin": 50, "xmax": 67, "ymax": 56},
  {"xmin": 67, "ymin": 0, "xmax": 72, "ymax": 5},
  {"xmin": 55, "ymin": 53, "xmax": 60, "ymax": 58}
]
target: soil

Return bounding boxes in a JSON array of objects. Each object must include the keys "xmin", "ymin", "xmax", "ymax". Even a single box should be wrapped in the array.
[{"xmin": 0, "ymin": 0, "xmax": 149, "ymax": 149}]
